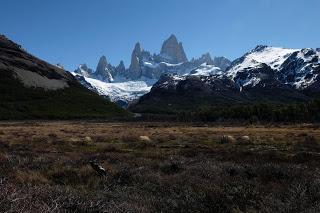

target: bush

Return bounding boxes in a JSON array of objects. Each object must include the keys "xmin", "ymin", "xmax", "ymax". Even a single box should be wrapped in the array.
[
  {"xmin": 159, "ymin": 161, "xmax": 182, "ymax": 175},
  {"xmin": 294, "ymin": 134, "xmax": 320, "ymax": 151},
  {"xmin": 219, "ymin": 135, "xmax": 236, "ymax": 144}
]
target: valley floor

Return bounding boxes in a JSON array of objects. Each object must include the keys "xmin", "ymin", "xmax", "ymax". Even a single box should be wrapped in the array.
[{"xmin": 1, "ymin": 122, "xmax": 320, "ymax": 212}]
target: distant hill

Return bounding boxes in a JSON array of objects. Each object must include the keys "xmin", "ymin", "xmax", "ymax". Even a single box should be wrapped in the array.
[{"xmin": 0, "ymin": 35, "xmax": 129, "ymax": 119}]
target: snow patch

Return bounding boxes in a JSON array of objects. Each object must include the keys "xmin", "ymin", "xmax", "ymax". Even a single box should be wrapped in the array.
[
  {"xmin": 159, "ymin": 75, "xmax": 186, "ymax": 89},
  {"xmin": 243, "ymin": 77, "xmax": 261, "ymax": 87},
  {"xmin": 159, "ymin": 62, "xmax": 183, "ymax": 67},
  {"xmin": 172, "ymin": 75, "xmax": 185, "ymax": 81},
  {"xmin": 294, "ymin": 74, "xmax": 318, "ymax": 89},
  {"xmin": 143, "ymin": 61, "xmax": 159, "ymax": 69},
  {"xmin": 189, "ymin": 63, "xmax": 221, "ymax": 76}
]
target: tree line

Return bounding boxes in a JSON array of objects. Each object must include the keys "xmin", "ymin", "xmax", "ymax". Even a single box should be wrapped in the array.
[{"xmin": 176, "ymin": 99, "xmax": 320, "ymax": 123}]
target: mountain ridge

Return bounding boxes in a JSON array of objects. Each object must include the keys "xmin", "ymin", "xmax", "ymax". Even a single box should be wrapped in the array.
[{"xmin": 130, "ymin": 45, "xmax": 320, "ymax": 113}]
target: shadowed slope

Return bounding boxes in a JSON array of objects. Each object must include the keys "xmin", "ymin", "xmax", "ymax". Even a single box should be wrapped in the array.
[{"xmin": 0, "ymin": 35, "xmax": 129, "ymax": 119}]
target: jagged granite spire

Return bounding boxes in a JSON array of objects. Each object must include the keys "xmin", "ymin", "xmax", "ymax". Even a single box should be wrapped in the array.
[
  {"xmin": 115, "ymin": 60, "xmax": 126, "ymax": 76},
  {"xmin": 95, "ymin": 56, "xmax": 113, "ymax": 82},
  {"xmin": 160, "ymin": 34, "xmax": 188, "ymax": 64},
  {"xmin": 128, "ymin": 42, "xmax": 143, "ymax": 79},
  {"xmin": 132, "ymin": 42, "xmax": 142, "ymax": 57},
  {"xmin": 96, "ymin": 56, "xmax": 108, "ymax": 74}
]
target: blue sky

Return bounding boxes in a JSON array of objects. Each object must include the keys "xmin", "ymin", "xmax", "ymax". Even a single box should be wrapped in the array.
[{"xmin": 0, "ymin": 0, "xmax": 319, "ymax": 70}]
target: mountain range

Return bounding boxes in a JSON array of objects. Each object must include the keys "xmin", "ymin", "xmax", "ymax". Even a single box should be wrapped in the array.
[
  {"xmin": 71, "ymin": 34, "xmax": 320, "ymax": 112},
  {"xmin": 131, "ymin": 45, "xmax": 320, "ymax": 113},
  {"xmin": 1, "ymin": 33, "xmax": 319, "ymax": 119},
  {"xmin": 72, "ymin": 34, "xmax": 231, "ymax": 107}
]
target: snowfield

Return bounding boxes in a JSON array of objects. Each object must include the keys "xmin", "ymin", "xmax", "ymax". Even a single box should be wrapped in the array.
[
  {"xmin": 227, "ymin": 46, "xmax": 298, "ymax": 79},
  {"xmin": 246, "ymin": 47, "xmax": 298, "ymax": 69},
  {"xmin": 72, "ymin": 72, "xmax": 157, "ymax": 103}
]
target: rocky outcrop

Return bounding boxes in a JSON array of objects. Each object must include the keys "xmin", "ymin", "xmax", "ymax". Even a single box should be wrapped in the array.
[{"xmin": 159, "ymin": 34, "xmax": 188, "ymax": 64}]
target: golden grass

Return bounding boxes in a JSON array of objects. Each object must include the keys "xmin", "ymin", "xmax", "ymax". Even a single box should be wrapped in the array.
[
  {"xmin": 1, "ymin": 121, "xmax": 320, "ymax": 212},
  {"xmin": 14, "ymin": 171, "xmax": 49, "ymax": 185}
]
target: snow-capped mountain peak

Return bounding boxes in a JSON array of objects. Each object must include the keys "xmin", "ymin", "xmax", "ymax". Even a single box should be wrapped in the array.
[
  {"xmin": 72, "ymin": 35, "xmax": 232, "ymax": 106},
  {"xmin": 227, "ymin": 46, "xmax": 298, "ymax": 78},
  {"xmin": 224, "ymin": 45, "xmax": 320, "ymax": 90}
]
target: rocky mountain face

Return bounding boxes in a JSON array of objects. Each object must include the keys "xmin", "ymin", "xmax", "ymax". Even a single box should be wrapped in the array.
[
  {"xmin": 213, "ymin": 57, "xmax": 232, "ymax": 71},
  {"xmin": 74, "ymin": 64, "xmax": 94, "ymax": 77},
  {"xmin": 191, "ymin": 53, "xmax": 215, "ymax": 66},
  {"xmin": 125, "ymin": 36, "xmax": 193, "ymax": 80},
  {"xmin": 190, "ymin": 53, "xmax": 232, "ymax": 72},
  {"xmin": 128, "ymin": 42, "xmax": 143, "ymax": 80},
  {"xmin": 0, "ymin": 35, "xmax": 73, "ymax": 91},
  {"xmin": 0, "ymin": 35, "xmax": 127, "ymax": 119},
  {"xmin": 95, "ymin": 56, "xmax": 114, "ymax": 82},
  {"xmin": 124, "ymin": 35, "xmax": 230, "ymax": 80},
  {"xmin": 130, "ymin": 46, "xmax": 320, "ymax": 112},
  {"xmin": 74, "ymin": 34, "xmax": 230, "ymax": 81},
  {"xmin": 159, "ymin": 34, "xmax": 188, "ymax": 64}
]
